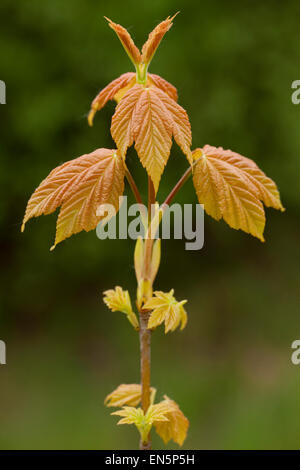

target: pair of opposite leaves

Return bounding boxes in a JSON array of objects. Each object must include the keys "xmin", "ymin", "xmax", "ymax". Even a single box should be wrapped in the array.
[
  {"xmin": 105, "ymin": 383, "xmax": 189, "ymax": 446},
  {"xmin": 22, "ymin": 15, "xmax": 284, "ymax": 249}
]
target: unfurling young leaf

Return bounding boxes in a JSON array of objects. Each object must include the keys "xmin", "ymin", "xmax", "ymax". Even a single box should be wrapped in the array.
[
  {"xmin": 192, "ymin": 145, "xmax": 284, "ymax": 241},
  {"xmin": 111, "ymin": 403, "xmax": 169, "ymax": 443},
  {"xmin": 103, "ymin": 286, "xmax": 139, "ymax": 329},
  {"xmin": 149, "ymin": 238, "xmax": 161, "ymax": 285},
  {"xmin": 134, "ymin": 238, "xmax": 161, "ymax": 286},
  {"xmin": 105, "ymin": 384, "xmax": 156, "ymax": 408},
  {"xmin": 141, "ymin": 13, "xmax": 178, "ymax": 66},
  {"xmin": 22, "ymin": 149, "xmax": 125, "ymax": 249},
  {"xmin": 104, "ymin": 17, "xmax": 142, "ymax": 66},
  {"xmin": 154, "ymin": 396, "xmax": 189, "ymax": 446},
  {"xmin": 104, "ymin": 15, "xmax": 177, "ymax": 73},
  {"xmin": 111, "ymin": 395, "xmax": 188, "ymax": 446},
  {"xmin": 144, "ymin": 289, "xmax": 188, "ymax": 333},
  {"xmin": 134, "ymin": 237, "xmax": 144, "ymax": 284}
]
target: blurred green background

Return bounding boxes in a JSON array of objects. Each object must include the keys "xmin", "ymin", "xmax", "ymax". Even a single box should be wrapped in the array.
[{"xmin": 1, "ymin": 0, "xmax": 300, "ymax": 450}]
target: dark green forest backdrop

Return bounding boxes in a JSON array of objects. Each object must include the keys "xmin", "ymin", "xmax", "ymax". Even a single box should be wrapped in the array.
[{"xmin": 1, "ymin": 0, "xmax": 300, "ymax": 449}]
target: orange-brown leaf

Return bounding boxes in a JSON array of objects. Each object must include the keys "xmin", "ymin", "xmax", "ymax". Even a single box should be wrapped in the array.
[
  {"xmin": 105, "ymin": 17, "xmax": 141, "ymax": 66},
  {"xmin": 154, "ymin": 87, "xmax": 192, "ymax": 164},
  {"xmin": 154, "ymin": 395, "xmax": 189, "ymax": 446},
  {"xmin": 148, "ymin": 73, "xmax": 178, "ymax": 101},
  {"xmin": 141, "ymin": 13, "xmax": 178, "ymax": 65},
  {"xmin": 22, "ymin": 149, "xmax": 125, "ymax": 249},
  {"xmin": 105, "ymin": 384, "xmax": 156, "ymax": 408},
  {"xmin": 202, "ymin": 145, "xmax": 284, "ymax": 211},
  {"xmin": 111, "ymin": 84, "xmax": 144, "ymax": 156},
  {"xmin": 131, "ymin": 86, "xmax": 173, "ymax": 192},
  {"xmin": 192, "ymin": 145, "xmax": 284, "ymax": 241},
  {"xmin": 88, "ymin": 73, "xmax": 136, "ymax": 126},
  {"xmin": 89, "ymin": 73, "xmax": 178, "ymax": 126},
  {"xmin": 111, "ymin": 84, "xmax": 192, "ymax": 192}
]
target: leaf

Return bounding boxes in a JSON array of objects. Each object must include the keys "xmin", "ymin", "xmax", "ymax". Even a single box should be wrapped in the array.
[
  {"xmin": 144, "ymin": 289, "xmax": 188, "ymax": 333},
  {"xmin": 141, "ymin": 13, "xmax": 179, "ymax": 66},
  {"xmin": 109, "ymin": 390, "xmax": 187, "ymax": 445},
  {"xmin": 22, "ymin": 148, "xmax": 125, "ymax": 249},
  {"xmin": 112, "ymin": 403, "xmax": 169, "ymax": 443},
  {"xmin": 104, "ymin": 15, "xmax": 179, "ymax": 70},
  {"xmin": 88, "ymin": 73, "xmax": 136, "ymax": 126},
  {"xmin": 112, "ymin": 404, "xmax": 169, "ymax": 426},
  {"xmin": 153, "ymin": 87, "xmax": 192, "ymax": 163},
  {"xmin": 112, "ymin": 406, "xmax": 145, "ymax": 425},
  {"xmin": 146, "ymin": 403, "xmax": 171, "ymax": 424},
  {"xmin": 111, "ymin": 84, "xmax": 192, "ymax": 192},
  {"xmin": 88, "ymin": 73, "xmax": 178, "ymax": 126},
  {"xmin": 154, "ymin": 396, "xmax": 189, "ymax": 446},
  {"xmin": 203, "ymin": 146, "xmax": 284, "ymax": 211},
  {"xmin": 103, "ymin": 286, "xmax": 139, "ymax": 329},
  {"xmin": 193, "ymin": 147, "xmax": 266, "ymax": 241},
  {"xmin": 112, "ymin": 84, "xmax": 171, "ymax": 191},
  {"xmin": 103, "ymin": 286, "xmax": 132, "ymax": 315},
  {"xmin": 104, "ymin": 17, "xmax": 141, "ymax": 66},
  {"xmin": 111, "ymin": 84, "xmax": 144, "ymax": 156},
  {"xmin": 132, "ymin": 87, "xmax": 173, "ymax": 193},
  {"xmin": 148, "ymin": 74, "xmax": 178, "ymax": 101},
  {"xmin": 193, "ymin": 146, "xmax": 284, "ymax": 240},
  {"xmin": 105, "ymin": 384, "xmax": 156, "ymax": 408}
]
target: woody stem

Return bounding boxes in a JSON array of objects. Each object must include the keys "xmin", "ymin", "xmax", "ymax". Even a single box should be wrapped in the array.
[
  {"xmin": 138, "ymin": 162, "xmax": 195, "ymax": 449},
  {"xmin": 138, "ymin": 176, "xmax": 156, "ymax": 450},
  {"xmin": 138, "ymin": 166, "xmax": 195, "ymax": 450},
  {"xmin": 139, "ymin": 311, "xmax": 152, "ymax": 450}
]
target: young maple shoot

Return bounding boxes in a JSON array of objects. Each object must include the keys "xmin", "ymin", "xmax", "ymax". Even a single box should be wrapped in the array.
[{"xmin": 22, "ymin": 14, "xmax": 284, "ymax": 450}]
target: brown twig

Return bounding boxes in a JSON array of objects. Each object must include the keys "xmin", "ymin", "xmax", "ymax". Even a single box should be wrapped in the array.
[
  {"xmin": 139, "ymin": 310, "xmax": 152, "ymax": 449},
  {"xmin": 138, "ymin": 176, "xmax": 156, "ymax": 450}
]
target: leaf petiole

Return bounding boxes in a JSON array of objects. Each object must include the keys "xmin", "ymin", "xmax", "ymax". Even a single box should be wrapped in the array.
[{"xmin": 162, "ymin": 156, "xmax": 202, "ymax": 208}]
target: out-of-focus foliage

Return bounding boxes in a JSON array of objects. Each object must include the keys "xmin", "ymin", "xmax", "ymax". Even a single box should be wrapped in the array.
[{"xmin": 0, "ymin": 0, "xmax": 300, "ymax": 449}]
